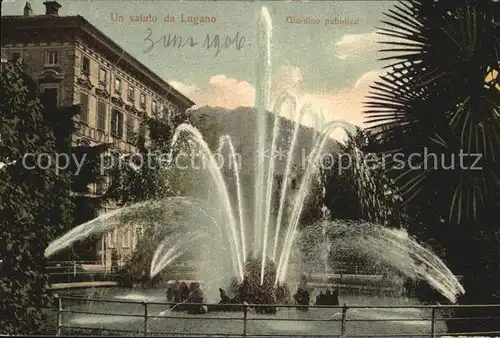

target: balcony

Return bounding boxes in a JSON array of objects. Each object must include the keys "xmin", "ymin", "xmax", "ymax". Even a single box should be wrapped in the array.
[
  {"xmin": 74, "ymin": 121, "xmax": 136, "ymax": 153},
  {"xmin": 96, "ymin": 82, "xmax": 110, "ymax": 99},
  {"xmin": 111, "ymin": 94, "xmax": 125, "ymax": 108},
  {"xmin": 111, "ymin": 135, "xmax": 135, "ymax": 152}
]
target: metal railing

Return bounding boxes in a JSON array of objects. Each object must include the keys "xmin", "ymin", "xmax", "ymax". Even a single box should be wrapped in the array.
[{"xmin": 54, "ymin": 295, "xmax": 500, "ymax": 337}]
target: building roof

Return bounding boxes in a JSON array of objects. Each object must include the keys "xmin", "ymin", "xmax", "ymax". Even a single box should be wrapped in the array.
[{"xmin": 1, "ymin": 14, "xmax": 195, "ymax": 109}]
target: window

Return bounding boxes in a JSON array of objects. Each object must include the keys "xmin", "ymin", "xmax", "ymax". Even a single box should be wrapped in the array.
[
  {"xmin": 140, "ymin": 92, "xmax": 146, "ymax": 107},
  {"xmin": 45, "ymin": 51, "xmax": 59, "ymax": 65},
  {"xmin": 126, "ymin": 116, "xmax": 136, "ymax": 143},
  {"xmin": 9, "ymin": 52, "xmax": 21, "ymax": 62},
  {"xmin": 128, "ymin": 86, "xmax": 135, "ymax": 101},
  {"xmin": 40, "ymin": 86, "xmax": 59, "ymax": 109},
  {"xmin": 122, "ymin": 228, "xmax": 131, "ymax": 248},
  {"xmin": 132, "ymin": 228, "xmax": 137, "ymax": 249},
  {"xmin": 132, "ymin": 226, "xmax": 143, "ymax": 250},
  {"xmin": 107, "ymin": 229, "xmax": 116, "ymax": 248},
  {"xmin": 164, "ymin": 107, "xmax": 171, "ymax": 121},
  {"xmin": 140, "ymin": 123, "xmax": 147, "ymax": 140},
  {"xmin": 152, "ymin": 100, "xmax": 158, "ymax": 114},
  {"xmin": 114, "ymin": 77, "xmax": 121, "ymax": 94},
  {"xmin": 97, "ymin": 101, "xmax": 107, "ymax": 131},
  {"xmin": 79, "ymin": 92, "xmax": 89, "ymax": 124},
  {"xmin": 99, "ymin": 68, "xmax": 107, "ymax": 84},
  {"xmin": 113, "ymin": 228, "xmax": 118, "ymax": 246},
  {"xmin": 107, "ymin": 232, "xmax": 113, "ymax": 248},
  {"xmin": 82, "ymin": 55, "xmax": 90, "ymax": 75},
  {"xmin": 111, "ymin": 109, "xmax": 123, "ymax": 138}
]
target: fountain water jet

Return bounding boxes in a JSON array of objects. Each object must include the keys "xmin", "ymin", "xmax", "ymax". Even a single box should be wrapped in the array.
[
  {"xmin": 270, "ymin": 94, "xmax": 302, "ymax": 264},
  {"xmin": 169, "ymin": 124, "xmax": 244, "ymax": 280},
  {"xmin": 45, "ymin": 198, "xmax": 199, "ymax": 258},
  {"xmin": 297, "ymin": 221, "xmax": 465, "ymax": 303},
  {"xmin": 276, "ymin": 120, "xmax": 358, "ymax": 283},
  {"xmin": 253, "ymin": 7, "xmax": 272, "ymax": 255},
  {"xmin": 217, "ymin": 135, "xmax": 247, "ymax": 263},
  {"xmin": 260, "ymin": 93, "xmax": 301, "ymax": 285},
  {"xmin": 44, "ymin": 5, "xmax": 465, "ymax": 306},
  {"xmin": 151, "ymin": 231, "xmax": 207, "ymax": 278}
]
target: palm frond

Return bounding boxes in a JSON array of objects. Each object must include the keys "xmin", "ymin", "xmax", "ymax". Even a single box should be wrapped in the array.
[{"xmin": 364, "ymin": 0, "xmax": 500, "ymax": 226}]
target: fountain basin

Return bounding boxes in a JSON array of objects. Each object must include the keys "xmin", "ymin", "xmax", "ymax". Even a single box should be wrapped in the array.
[{"xmin": 57, "ymin": 288, "xmax": 449, "ymax": 337}]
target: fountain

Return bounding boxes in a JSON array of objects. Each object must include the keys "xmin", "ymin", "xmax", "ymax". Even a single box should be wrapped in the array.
[{"xmin": 44, "ymin": 5, "xmax": 465, "ymax": 314}]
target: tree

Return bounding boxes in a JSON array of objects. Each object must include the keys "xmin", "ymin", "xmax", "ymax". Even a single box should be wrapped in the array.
[
  {"xmin": 0, "ymin": 59, "xmax": 110, "ymax": 333},
  {"xmin": 365, "ymin": 0, "xmax": 499, "ymax": 227},
  {"xmin": 321, "ymin": 129, "xmax": 405, "ymax": 226},
  {"xmin": 106, "ymin": 110, "xmax": 190, "ymax": 205},
  {"xmin": 364, "ymin": 0, "xmax": 500, "ymax": 331},
  {"xmin": 0, "ymin": 60, "xmax": 73, "ymax": 334},
  {"xmin": 187, "ymin": 111, "xmax": 222, "ymax": 150}
]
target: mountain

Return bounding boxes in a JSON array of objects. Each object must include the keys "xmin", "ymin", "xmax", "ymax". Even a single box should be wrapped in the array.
[{"xmin": 187, "ymin": 106, "xmax": 340, "ymax": 179}]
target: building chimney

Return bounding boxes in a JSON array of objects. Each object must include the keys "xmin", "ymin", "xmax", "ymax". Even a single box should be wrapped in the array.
[
  {"xmin": 43, "ymin": 1, "xmax": 61, "ymax": 16},
  {"xmin": 23, "ymin": 2, "xmax": 33, "ymax": 17}
]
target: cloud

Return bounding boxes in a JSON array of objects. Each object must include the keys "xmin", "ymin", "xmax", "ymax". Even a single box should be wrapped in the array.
[
  {"xmin": 353, "ymin": 70, "xmax": 384, "ymax": 90},
  {"xmin": 304, "ymin": 70, "xmax": 385, "ymax": 126},
  {"xmin": 334, "ymin": 30, "xmax": 404, "ymax": 61},
  {"xmin": 171, "ymin": 75, "xmax": 254, "ymax": 109},
  {"xmin": 334, "ymin": 31, "xmax": 379, "ymax": 60},
  {"xmin": 269, "ymin": 66, "xmax": 384, "ymax": 128},
  {"xmin": 268, "ymin": 68, "xmax": 386, "ymax": 131},
  {"xmin": 171, "ymin": 67, "xmax": 385, "ymax": 130}
]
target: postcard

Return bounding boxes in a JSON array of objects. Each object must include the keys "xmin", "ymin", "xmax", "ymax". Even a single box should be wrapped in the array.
[{"xmin": 1, "ymin": 0, "xmax": 499, "ymax": 337}]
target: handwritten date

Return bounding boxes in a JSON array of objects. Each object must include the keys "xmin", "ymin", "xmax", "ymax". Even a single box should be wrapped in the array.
[{"xmin": 143, "ymin": 28, "xmax": 246, "ymax": 57}]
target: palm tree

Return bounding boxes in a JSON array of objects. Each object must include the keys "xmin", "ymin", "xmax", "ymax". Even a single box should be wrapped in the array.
[
  {"xmin": 364, "ymin": 0, "xmax": 500, "ymax": 331},
  {"xmin": 365, "ymin": 0, "xmax": 499, "ymax": 227}
]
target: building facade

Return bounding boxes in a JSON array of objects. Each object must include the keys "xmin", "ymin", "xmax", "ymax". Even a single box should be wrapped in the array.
[{"xmin": 1, "ymin": 1, "xmax": 195, "ymax": 267}]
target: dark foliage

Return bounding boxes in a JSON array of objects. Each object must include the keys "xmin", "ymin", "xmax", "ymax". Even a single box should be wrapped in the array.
[
  {"xmin": 318, "ymin": 127, "xmax": 406, "ymax": 230},
  {"xmin": 365, "ymin": 0, "xmax": 499, "ymax": 226},
  {"xmin": 120, "ymin": 234, "xmax": 178, "ymax": 287},
  {"xmin": 0, "ymin": 60, "xmax": 109, "ymax": 334},
  {"xmin": 364, "ymin": 0, "xmax": 500, "ymax": 332},
  {"xmin": 106, "ymin": 111, "xmax": 188, "ymax": 205},
  {"xmin": 0, "ymin": 61, "xmax": 73, "ymax": 334},
  {"xmin": 234, "ymin": 255, "xmax": 278, "ymax": 309}
]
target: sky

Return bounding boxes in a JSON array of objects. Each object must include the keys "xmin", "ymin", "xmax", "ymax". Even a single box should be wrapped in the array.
[{"xmin": 2, "ymin": 0, "xmax": 399, "ymax": 129}]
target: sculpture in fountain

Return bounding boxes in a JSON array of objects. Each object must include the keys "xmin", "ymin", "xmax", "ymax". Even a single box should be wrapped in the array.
[
  {"xmin": 315, "ymin": 288, "xmax": 340, "ymax": 306},
  {"xmin": 209, "ymin": 256, "xmax": 285, "ymax": 313}
]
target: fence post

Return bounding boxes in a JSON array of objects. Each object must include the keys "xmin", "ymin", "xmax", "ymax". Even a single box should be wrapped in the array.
[
  {"xmin": 340, "ymin": 304, "xmax": 348, "ymax": 336},
  {"xmin": 242, "ymin": 303, "xmax": 248, "ymax": 336},
  {"xmin": 430, "ymin": 306, "xmax": 436, "ymax": 338},
  {"xmin": 142, "ymin": 301, "xmax": 148, "ymax": 336},
  {"xmin": 56, "ymin": 294, "xmax": 62, "ymax": 336}
]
